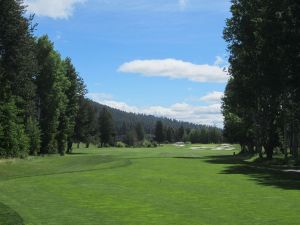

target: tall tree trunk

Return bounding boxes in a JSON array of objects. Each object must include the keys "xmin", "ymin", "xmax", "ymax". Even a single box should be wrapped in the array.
[
  {"xmin": 283, "ymin": 122, "xmax": 288, "ymax": 160},
  {"xmin": 247, "ymin": 144, "xmax": 254, "ymax": 153},
  {"xmin": 265, "ymin": 144, "xmax": 274, "ymax": 160},
  {"xmin": 291, "ymin": 131, "xmax": 299, "ymax": 159},
  {"xmin": 67, "ymin": 140, "xmax": 73, "ymax": 154},
  {"xmin": 240, "ymin": 144, "xmax": 246, "ymax": 154}
]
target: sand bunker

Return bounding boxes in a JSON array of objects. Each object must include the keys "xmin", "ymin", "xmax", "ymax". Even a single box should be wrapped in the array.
[{"xmin": 190, "ymin": 144, "xmax": 235, "ymax": 151}]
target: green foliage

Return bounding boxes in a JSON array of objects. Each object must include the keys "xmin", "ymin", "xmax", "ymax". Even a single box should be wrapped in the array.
[
  {"xmin": 0, "ymin": 98, "xmax": 29, "ymax": 158},
  {"xmin": 177, "ymin": 125, "xmax": 185, "ymax": 141},
  {"xmin": 36, "ymin": 36, "xmax": 70, "ymax": 154},
  {"xmin": 26, "ymin": 117, "xmax": 41, "ymax": 155},
  {"xmin": 155, "ymin": 121, "xmax": 164, "ymax": 144},
  {"xmin": 223, "ymin": 0, "xmax": 300, "ymax": 159},
  {"xmin": 135, "ymin": 123, "xmax": 145, "ymax": 142},
  {"xmin": 166, "ymin": 127, "xmax": 175, "ymax": 143},
  {"xmin": 57, "ymin": 113, "xmax": 68, "ymax": 155},
  {"xmin": 124, "ymin": 129, "xmax": 138, "ymax": 147},
  {"xmin": 64, "ymin": 58, "xmax": 85, "ymax": 153},
  {"xmin": 0, "ymin": 0, "xmax": 37, "ymax": 113},
  {"xmin": 141, "ymin": 140, "xmax": 157, "ymax": 148},
  {"xmin": 74, "ymin": 98, "xmax": 97, "ymax": 148},
  {"xmin": 142, "ymin": 140, "xmax": 153, "ymax": 148},
  {"xmin": 98, "ymin": 107, "xmax": 114, "ymax": 147},
  {"xmin": 115, "ymin": 141, "xmax": 126, "ymax": 148}
]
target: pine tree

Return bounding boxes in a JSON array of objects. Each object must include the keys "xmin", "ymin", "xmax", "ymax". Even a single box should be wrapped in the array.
[
  {"xmin": 155, "ymin": 121, "xmax": 164, "ymax": 144},
  {"xmin": 0, "ymin": 98, "xmax": 29, "ymax": 158},
  {"xmin": 36, "ymin": 36, "xmax": 69, "ymax": 154},
  {"xmin": 64, "ymin": 58, "xmax": 86, "ymax": 153},
  {"xmin": 177, "ymin": 126, "xmax": 185, "ymax": 142},
  {"xmin": 0, "ymin": 0, "xmax": 38, "ymax": 157},
  {"xmin": 135, "ymin": 123, "xmax": 145, "ymax": 142},
  {"xmin": 26, "ymin": 117, "xmax": 41, "ymax": 155},
  {"xmin": 98, "ymin": 108, "xmax": 114, "ymax": 147}
]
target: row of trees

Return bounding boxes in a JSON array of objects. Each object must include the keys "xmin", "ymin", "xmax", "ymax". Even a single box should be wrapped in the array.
[
  {"xmin": 223, "ymin": 0, "xmax": 300, "ymax": 159},
  {"xmin": 0, "ymin": 0, "xmax": 86, "ymax": 157},
  {"xmin": 154, "ymin": 121, "xmax": 223, "ymax": 144},
  {"xmin": 72, "ymin": 98, "xmax": 224, "ymax": 148}
]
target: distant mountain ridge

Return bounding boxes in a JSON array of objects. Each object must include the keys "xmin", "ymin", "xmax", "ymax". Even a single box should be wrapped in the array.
[{"xmin": 89, "ymin": 99, "xmax": 221, "ymax": 133}]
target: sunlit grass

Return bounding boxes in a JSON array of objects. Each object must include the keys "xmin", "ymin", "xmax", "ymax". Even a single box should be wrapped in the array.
[{"xmin": 0, "ymin": 144, "xmax": 299, "ymax": 225}]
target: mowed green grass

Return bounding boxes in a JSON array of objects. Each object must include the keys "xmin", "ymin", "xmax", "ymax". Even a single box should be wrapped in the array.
[{"xmin": 0, "ymin": 144, "xmax": 300, "ymax": 225}]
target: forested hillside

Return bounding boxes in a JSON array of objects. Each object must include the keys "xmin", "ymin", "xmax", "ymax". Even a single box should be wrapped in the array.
[
  {"xmin": 75, "ymin": 99, "xmax": 224, "ymax": 146},
  {"xmin": 89, "ymin": 100, "xmax": 217, "ymax": 134}
]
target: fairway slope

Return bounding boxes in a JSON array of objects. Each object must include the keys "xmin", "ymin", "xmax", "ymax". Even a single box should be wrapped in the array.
[{"xmin": 0, "ymin": 145, "xmax": 300, "ymax": 225}]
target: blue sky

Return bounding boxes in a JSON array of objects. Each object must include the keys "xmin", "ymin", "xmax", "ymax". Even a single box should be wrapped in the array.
[{"xmin": 25, "ymin": 0, "xmax": 231, "ymax": 127}]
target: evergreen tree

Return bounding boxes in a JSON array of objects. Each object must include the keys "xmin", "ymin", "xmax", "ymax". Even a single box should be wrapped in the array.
[
  {"xmin": 177, "ymin": 126, "xmax": 185, "ymax": 142},
  {"xmin": 36, "ymin": 36, "xmax": 69, "ymax": 154},
  {"xmin": 135, "ymin": 123, "xmax": 145, "ymax": 142},
  {"xmin": 26, "ymin": 117, "xmax": 41, "ymax": 155},
  {"xmin": 0, "ymin": 98, "xmax": 29, "ymax": 158},
  {"xmin": 223, "ymin": 0, "xmax": 300, "ymax": 159},
  {"xmin": 98, "ymin": 107, "xmax": 114, "ymax": 147},
  {"xmin": 155, "ymin": 121, "xmax": 164, "ymax": 144},
  {"xmin": 0, "ymin": 0, "xmax": 36, "ymax": 158},
  {"xmin": 124, "ymin": 129, "xmax": 138, "ymax": 147},
  {"xmin": 166, "ymin": 127, "xmax": 175, "ymax": 143},
  {"xmin": 85, "ymin": 101, "xmax": 97, "ymax": 148},
  {"xmin": 64, "ymin": 58, "xmax": 86, "ymax": 153}
]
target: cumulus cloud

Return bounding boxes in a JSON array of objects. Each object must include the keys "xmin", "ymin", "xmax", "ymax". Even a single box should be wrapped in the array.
[
  {"xmin": 118, "ymin": 59, "xmax": 228, "ymax": 83},
  {"xmin": 87, "ymin": 92, "xmax": 223, "ymax": 127},
  {"xmin": 25, "ymin": 0, "xmax": 86, "ymax": 19},
  {"xmin": 200, "ymin": 91, "xmax": 224, "ymax": 103}
]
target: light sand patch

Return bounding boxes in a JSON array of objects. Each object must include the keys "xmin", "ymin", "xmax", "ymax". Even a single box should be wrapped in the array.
[
  {"xmin": 174, "ymin": 142, "xmax": 185, "ymax": 147},
  {"xmin": 190, "ymin": 146, "xmax": 214, "ymax": 150},
  {"xmin": 283, "ymin": 169, "xmax": 300, "ymax": 173},
  {"xmin": 190, "ymin": 144, "xmax": 236, "ymax": 151}
]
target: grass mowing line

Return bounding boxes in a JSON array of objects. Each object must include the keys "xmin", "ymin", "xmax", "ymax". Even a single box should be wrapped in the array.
[
  {"xmin": 0, "ymin": 202, "xmax": 24, "ymax": 225},
  {"xmin": 0, "ymin": 158, "xmax": 132, "ymax": 182}
]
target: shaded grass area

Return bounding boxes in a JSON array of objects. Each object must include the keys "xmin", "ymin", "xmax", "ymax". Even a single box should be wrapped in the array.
[
  {"xmin": 0, "ymin": 144, "xmax": 300, "ymax": 225},
  {"xmin": 204, "ymin": 154, "xmax": 300, "ymax": 190},
  {"xmin": 0, "ymin": 202, "xmax": 24, "ymax": 225}
]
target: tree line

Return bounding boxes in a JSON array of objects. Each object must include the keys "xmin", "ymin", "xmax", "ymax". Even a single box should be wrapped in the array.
[
  {"xmin": 0, "ymin": 0, "xmax": 89, "ymax": 157},
  {"xmin": 72, "ymin": 99, "xmax": 224, "ymax": 148},
  {"xmin": 222, "ymin": 0, "xmax": 300, "ymax": 160}
]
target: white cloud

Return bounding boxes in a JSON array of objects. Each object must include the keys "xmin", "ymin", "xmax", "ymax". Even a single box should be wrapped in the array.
[
  {"xmin": 25, "ymin": 0, "xmax": 86, "ymax": 19},
  {"xmin": 87, "ymin": 93, "xmax": 114, "ymax": 101},
  {"xmin": 200, "ymin": 91, "xmax": 224, "ymax": 103},
  {"xmin": 118, "ymin": 59, "xmax": 228, "ymax": 83},
  {"xmin": 179, "ymin": 0, "xmax": 188, "ymax": 9},
  {"xmin": 87, "ymin": 92, "xmax": 223, "ymax": 127}
]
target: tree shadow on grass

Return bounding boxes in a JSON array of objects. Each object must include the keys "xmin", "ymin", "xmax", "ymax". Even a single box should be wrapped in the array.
[
  {"xmin": 0, "ymin": 202, "xmax": 24, "ymax": 225},
  {"xmin": 173, "ymin": 157, "xmax": 204, "ymax": 160},
  {"xmin": 67, "ymin": 152, "xmax": 89, "ymax": 155},
  {"xmin": 204, "ymin": 155, "xmax": 300, "ymax": 190},
  {"xmin": 204, "ymin": 155, "xmax": 250, "ymax": 165}
]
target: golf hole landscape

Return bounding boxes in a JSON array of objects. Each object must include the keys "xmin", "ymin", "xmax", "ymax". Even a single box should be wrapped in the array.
[
  {"xmin": 1, "ymin": 0, "xmax": 300, "ymax": 224},
  {"xmin": 1, "ymin": 144, "xmax": 300, "ymax": 225}
]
